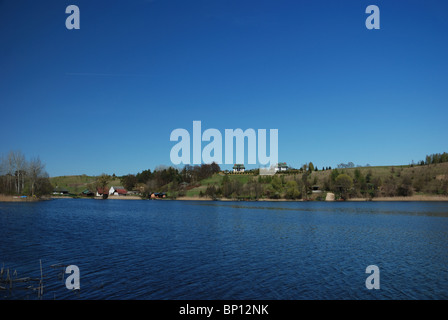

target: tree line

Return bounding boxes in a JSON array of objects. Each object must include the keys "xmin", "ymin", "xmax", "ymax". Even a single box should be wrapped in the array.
[
  {"xmin": 119, "ymin": 162, "xmax": 221, "ymax": 197},
  {"xmin": 0, "ymin": 151, "xmax": 53, "ymax": 197},
  {"xmin": 423, "ymin": 152, "xmax": 448, "ymax": 165}
]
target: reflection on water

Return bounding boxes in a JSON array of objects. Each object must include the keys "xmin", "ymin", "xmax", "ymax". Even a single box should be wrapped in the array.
[{"xmin": 1, "ymin": 199, "xmax": 447, "ymax": 300}]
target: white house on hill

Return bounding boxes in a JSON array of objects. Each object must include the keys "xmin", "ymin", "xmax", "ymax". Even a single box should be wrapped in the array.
[
  {"xmin": 233, "ymin": 164, "xmax": 245, "ymax": 173},
  {"xmin": 275, "ymin": 162, "xmax": 289, "ymax": 172}
]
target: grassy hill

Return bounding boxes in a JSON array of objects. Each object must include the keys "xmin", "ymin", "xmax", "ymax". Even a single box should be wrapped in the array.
[
  {"xmin": 49, "ymin": 162, "xmax": 448, "ymax": 199},
  {"xmin": 185, "ymin": 173, "xmax": 252, "ymax": 197},
  {"xmin": 50, "ymin": 175, "xmax": 122, "ymax": 194},
  {"xmin": 185, "ymin": 163, "xmax": 448, "ymax": 199}
]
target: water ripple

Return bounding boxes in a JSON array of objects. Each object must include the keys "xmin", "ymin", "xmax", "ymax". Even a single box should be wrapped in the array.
[{"xmin": 1, "ymin": 199, "xmax": 448, "ymax": 300}]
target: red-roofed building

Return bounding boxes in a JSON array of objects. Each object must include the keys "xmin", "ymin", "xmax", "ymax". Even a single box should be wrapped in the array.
[
  {"xmin": 109, "ymin": 186, "xmax": 127, "ymax": 196},
  {"xmin": 96, "ymin": 187, "xmax": 109, "ymax": 198},
  {"xmin": 96, "ymin": 187, "xmax": 108, "ymax": 195}
]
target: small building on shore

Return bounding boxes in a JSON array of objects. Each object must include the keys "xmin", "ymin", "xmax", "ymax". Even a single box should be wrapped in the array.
[
  {"xmin": 150, "ymin": 192, "xmax": 166, "ymax": 199},
  {"xmin": 81, "ymin": 189, "xmax": 94, "ymax": 197},
  {"xmin": 109, "ymin": 186, "xmax": 127, "ymax": 196},
  {"xmin": 95, "ymin": 187, "xmax": 109, "ymax": 199},
  {"xmin": 96, "ymin": 188, "xmax": 109, "ymax": 197},
  {"xmin": 53, "ymin": 188, "xmax": 69, "ymax": 195}
]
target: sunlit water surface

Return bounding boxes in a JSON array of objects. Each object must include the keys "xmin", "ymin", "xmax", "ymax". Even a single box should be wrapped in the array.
[{"xmin": 1, "ymin": 199, "xmax": 447, "ymax": 300}]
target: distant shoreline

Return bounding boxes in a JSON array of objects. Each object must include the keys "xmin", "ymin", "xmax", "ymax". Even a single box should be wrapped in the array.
[
  {"xmin": 0, "ymin": 195, "xmax": 45, "ymax": 202},
  {"xmin": 174, "ymin": 195, "xmax": 448, "ymax": 202},
  {"xmin": 2, "ymin": 194, "xmax": 448, "ymax": 203},
  {"xmin": 348, "ymin": 195, "xmax": 448, "ymax": 202},
  {"xmin": 175, "ymin": 196, "xmax": 303, "ymax": 202}
]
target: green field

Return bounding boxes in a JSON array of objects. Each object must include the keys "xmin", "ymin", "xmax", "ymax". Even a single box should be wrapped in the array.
[
  {"xmin": 49, "ymin": 162, "xmax": 448, "ymax": 198},
  {"xmin": 185, "ymin": 173, "xmax": 254, "ymax": 197},
  {"xmin": 50, "ymin": 175, "xmax": 122, "ymax": 194}
]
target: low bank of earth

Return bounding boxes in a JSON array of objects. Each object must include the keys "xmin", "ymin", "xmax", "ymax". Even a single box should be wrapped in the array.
[{"xmin": 0, "ymin": 195, "xmax": 44, "ymax": 202}]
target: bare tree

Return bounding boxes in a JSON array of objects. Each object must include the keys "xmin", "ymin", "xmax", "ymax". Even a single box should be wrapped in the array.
[
  {"xmin": 1, "ymin": 150, "xmax": 52, "ymax": 197},
  {"xmin": 28, "ymin": 157, "xmax": 45, "ymax": 196},
  {"xmin": 0, "ymin": 155, "xmax": 7, "ymax": 192},
  {"xmin": 146, "ymin": 179, "xmax": 158, "ymax": 193},
  {"xmin": 10, "ymin": 151, "xmax": 27, "ymax": 194},
  {"xmin": 96, "ymin": 174, "xmax": 109, "ymax": 191},
  {"xmin": 5, "ymin": 152, "xmax": 15, "ymax": 193}
]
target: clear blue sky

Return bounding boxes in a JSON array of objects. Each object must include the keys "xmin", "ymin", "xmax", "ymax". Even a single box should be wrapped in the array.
[{"xmin": 0, "ymin": 0, "xmax": 447, "ymax": 176}]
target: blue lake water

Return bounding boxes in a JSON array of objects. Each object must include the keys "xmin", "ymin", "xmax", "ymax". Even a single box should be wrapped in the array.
[{"xmin": 1, "ymin": 199, "xmax": 448, "ymax": 300}]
